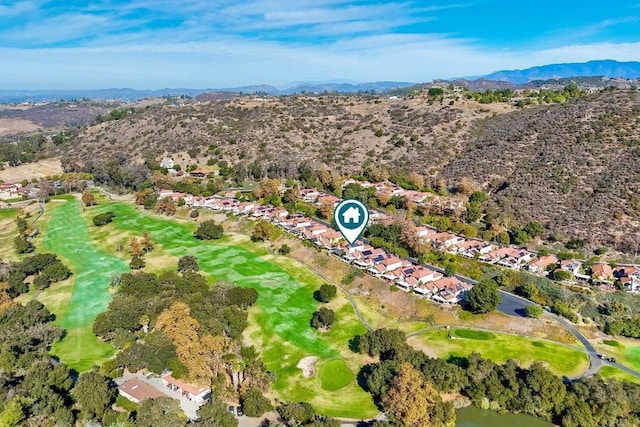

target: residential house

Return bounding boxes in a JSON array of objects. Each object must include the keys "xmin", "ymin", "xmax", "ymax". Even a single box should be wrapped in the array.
[
  {"xmin": 591, "ymin": 263, "xmax": 614, "ymax": 284},
  {"xmin": 300, "ymin": 189, "xmax": 320, "ymax": 202},
  {"xmin": 160, "ymin": 157, "xmax": 175, "ymax": 170},
  {"xmin": 614, "ymin": 266, "xmax": 640, "ymax": 292},
  {"xmin": 119, "ymin": 378, "xmax": 168, "ymax": 404},
  {"xmin": 527, "ymin": 254, "xmax": 559, "ymax": 275},
  {"xmin": 189, "ymin": 168, "xmax": 209, "ymax": 178},
  {"xmin": 0, "ymin": 183, "xmax": 23, "ymax": 200},
  {"xmin": 161, "ymin": 372, "xmax": 211, "ymax": 404}
]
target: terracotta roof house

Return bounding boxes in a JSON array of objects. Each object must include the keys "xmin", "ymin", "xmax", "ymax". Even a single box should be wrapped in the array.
[
  {"xmin": 591, "ymin": 263, "xmax": 614, "ymax": 283},
  {"xmin": 161, "ymin": 373, "xmax": 211, "ymax": 404},
  {"xmin": 527, "ymin": 255, "xmax": 559, "ymax": 275},
  {"xmin": 118, "ymin": 378, "xmax": 168, "ymax": 404},
  {"xmin": 189, "ymin": 168, "xmax": 209, "ymax": 178}
]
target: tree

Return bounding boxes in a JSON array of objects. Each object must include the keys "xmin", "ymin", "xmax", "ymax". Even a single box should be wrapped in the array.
[
  {"xmin": 278, "ymin": 244, "xmax": 291, "ymax": 255},
  {"xmin": 74, "ymin": 371, "xmax": 117, "ymax": 420},
  {"xmin": 227, "ymin": 287, "xmax": 259, "ymax": 308},
  {"xmin": 311, "ymin": 307, "xmax": 335, "ymax": 330},
  {"xmin": 128, "ymin": 237, "xmax": 144, "ymax": 257},
  {"xmin": 466, "ymin": 279, "xmax": 502, "ymax": 313},
  {"xmin": 141, "ymin": 231, "xmax": 154, "ymax": 253},
  {"xmin": 524, "ymin": 305, "xmax": 543, "ymax": 318},
  {"xmin": 177, "ymin": 255, "xmax": 199, "ymax": 273},
  {"xmin": 194, "ymin": 398, "xmax": 238, "ymax": 427},
  {"xmin": 82, "ymin": 189, "xmax": 97, "ymax": 206},
  {"xmin": 93, "ymin": 211, "xmax": 115, "ymax": 226},
  {"xmin": 358, "ymin": 328, "xmax": 406, "ymax": 357},
  {"xmin": 524, "ymin": 221, "xmax": 544, "ymax": 238},
  {"xmin": 136, "ymin": 397, "xmax": 185, "ymax": 427},
  {"xmin": 494, "ymin": 232, "xmax": 510, "ymax": 245},
  {"xmin": 14, "ymin": 236, "xmax": 34, "ymax": 254},
  {"xmin": 277, "ymin": 402, "xmax": 315, "ymax": 424},
  {"xmin": 130, "ymin": 256, "xmax": 145, "ymax": 269},
  {"xmin": 156, "ymin": 197, "xmax": 177, "ymax": 216},
  {"xmin": 194, "ymin": 220, "xmax": 224, "ymax": 240},
  {"xmin": 240, "ymin": 387, "xmax": 273, "ymax": 418},
  {"xmin": 251, "ymin": 220, "xmax": 272, "ymax": 242},
  {"xmin": 464, "ymin": 202, "xmax": 482, "ymax": 222},
  {"xmin": 314, "ymin": 284, "xmax": 337, "ymax": 303},
  {"xmin": 135, "ymin": 188, "xmax": 157, "ymax": 209},
  {"xmin": 382, "ymin": 363, "xmax": 452, "ymax": 427}
]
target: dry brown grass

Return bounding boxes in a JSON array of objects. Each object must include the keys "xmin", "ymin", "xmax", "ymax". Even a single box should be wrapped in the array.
[{"xmin": 0, "ymin": 158, "xmax": 63, "ymax": 182}]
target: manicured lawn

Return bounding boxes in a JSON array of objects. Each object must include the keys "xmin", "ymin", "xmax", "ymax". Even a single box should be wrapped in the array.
[
  {"xmin": 319, "ymin": 359, "xmax": 354, "ymax": 391},
  {"xmin": 411, "ymin": 328, "xmax": 589, "ymax": 377},
  {"xmin": 599, "ymin": 366, "xmax": 640, "ymax": 385},
  {"xmin": 597, "ymin": 337, "xmax": 640, "ymax": 372},
  {"xmin": 453, "ymin": 329, "xmax": 495, "ymax": 340},
  {"xmin": 40, "ymin": 197, "xmax": 129, "ymax": 371},
  {"xmin": 90, "ymin": 201, "xmax": 377, "ymax": 418}
]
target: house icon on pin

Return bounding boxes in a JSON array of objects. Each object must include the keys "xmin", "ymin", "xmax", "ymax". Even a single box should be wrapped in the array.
[{"xmin": 342, "ymin": 206, "xmax": 361, "ymax": 224}]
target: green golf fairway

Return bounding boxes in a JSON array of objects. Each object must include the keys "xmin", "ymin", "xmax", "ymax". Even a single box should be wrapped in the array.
[
  {"xmin": 89, "ymin": 202, "xmax": 377, "ymax": 417},
  {"xmin": 41, "ymin": 198, "xmax": 128, "ymax": 370},
  {"xmin": 413, "ymin": 328, "xmax": 589, "ymax": 377},
  {"xmin": 319, "ymin": 359, "xmax": 354, "ymax": 391}
]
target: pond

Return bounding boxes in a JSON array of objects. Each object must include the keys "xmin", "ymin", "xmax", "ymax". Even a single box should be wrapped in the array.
[{"xmin": 456, "ymin": 406, "xmax": 555, "ymax": 427}]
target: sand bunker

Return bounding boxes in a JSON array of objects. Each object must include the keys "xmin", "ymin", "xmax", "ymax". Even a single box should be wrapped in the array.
[{"xmin": 297, "ymin": 356, "xmax": 319, "ymax": 378}]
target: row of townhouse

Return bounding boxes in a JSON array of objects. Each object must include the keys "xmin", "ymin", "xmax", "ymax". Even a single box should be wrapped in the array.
[
  {"xmin": 159, "ymin": 186, "xmax": 640, "ymax": 295},
  {"xmin": 157, "ymin": 188, "xmax": 474, "ymax": 305}
]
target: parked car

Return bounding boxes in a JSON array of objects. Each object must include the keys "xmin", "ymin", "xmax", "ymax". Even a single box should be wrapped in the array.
[
  {"xmin": 227, "ymin": 405, "xmax": 235, "ymax": 415},
  {"xmin": 236, "ymin": 406, "xmax": 243, "ymax": 417},
  {"xmin": 609, "ymin": 357, "xmax": 617, "ymax": 363}
]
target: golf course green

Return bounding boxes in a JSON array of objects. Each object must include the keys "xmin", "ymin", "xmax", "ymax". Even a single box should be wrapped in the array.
[
  {"xmin": 412, "ymin": 328, "xmax": 589, "ymax": 377},
  {"xmin": 319, "ymin": 359, "xmax": 355, "ymax": 390},
  {"xmin": 84, "ymin": 201, "xmax": 377, "ymax": 418},
  {"xmin": 41, "ymin": 197, "xmax": 129, "ymax": 371}
]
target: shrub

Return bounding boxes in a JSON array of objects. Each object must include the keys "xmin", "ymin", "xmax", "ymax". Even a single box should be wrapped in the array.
[
  {"xmin": 374, "ymin": 129, "xmax": 383, "ymax": 137},
  {"xmin": 278, "ymin": 244, "xmax": 291, "ymax": 255},
  {"xmin": 314, "ymin": 284, "xmax": 337, "ymax": 303},
  {"xmin": 524, "ymin": 305, "xmax": 543, "ymax": 318},
  {"xmin": 93, "ymin": 212, "xmax": 115, "ymax": 226},
  {"xmin": 129, "ymin": 256, "xmax": 145, "ymax": 270}
]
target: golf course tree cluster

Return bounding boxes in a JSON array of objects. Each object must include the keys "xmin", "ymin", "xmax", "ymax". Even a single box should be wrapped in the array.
[
  {"xmin": 0, "ymin": 300, "xmax": 134, "ymax": 426},
  {"xmin": 13, "ymin": 214, "xmax": 34, "ymax": 254},
  {"xmin": 357, "ymin": 328, "xmax": 640, "ymax": 427},
  {"xmin": 276, "ymin": 401, "xmax": 341, "ymax": 427},
  {"xmin": 310, "ymin": 284, "xmax": 337, "ymax": 331},
  {"xmin": 194, "ymin": 219, "xmax": 224, "ymax": 240},
  {"xmin": 6, "ymin": 253, "xmax": 72, "ymax": 295},
  {"xmin": 126, "ymin": 231, "xmax": 154, "ymax": 270},
  {"xmin": 93, "ymin": 265, "xmax": 271, "ymax": 410}
]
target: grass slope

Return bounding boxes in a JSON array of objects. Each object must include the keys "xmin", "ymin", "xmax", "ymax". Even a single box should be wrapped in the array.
[
  {"xmin": 41, "ymin": 197, "xmax": 128, "ymax": 371},
  {"xmin": 411, "ymin": 328, "xmax": 589, "ymax": 377},
  {"xmin": 597, "ymin": 338, "xmax": 640, "ymax": 372},
  {"xmin": 91, "ymin": 202, "xmax": 377, "ymax": 418},
  {"xmin": 0, "ymin": 208, "xmax": 18, "ymax": 261},
  {"xmin": 599, "ymin": 366, "xmax": 640, "ymax": 385}
]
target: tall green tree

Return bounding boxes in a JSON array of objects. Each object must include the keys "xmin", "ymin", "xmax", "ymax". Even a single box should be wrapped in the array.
[
  {"xmin": 136, "ymin": 397, "xmax": 186, "ymax": 427},
  {"xmin": 74, "ymin": 371, "xmax": 117, "ymax": 421},
  {"xmin": 466, "ymin": 279, "xmax": 502, "ymax": 313}
]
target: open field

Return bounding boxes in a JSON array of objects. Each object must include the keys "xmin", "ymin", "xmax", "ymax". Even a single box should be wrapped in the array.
[
  {"xmin": 596, "ymin": 337, "xmax": 640, "ymax": 372},
  {"xmin": 88, "ymin": 201, "xmax": 378, "ymax": 418},
  {"xmin": 38, "ymin": 197, "xmax": 128, "ymax": 371},
  {"xmin": 0, "ymin": 158, "xmax": 63, "ymax": 182},
  {"xmin": 0, "ymin": 208, "xmax": 18, "ymax": 261},
  {"xmin": 408, "ymin": 328, "xmax": 589, "ymax": 377},
  {"xmin": 599, "ymin": 366, "xmax": 640, "ymax": 385}
]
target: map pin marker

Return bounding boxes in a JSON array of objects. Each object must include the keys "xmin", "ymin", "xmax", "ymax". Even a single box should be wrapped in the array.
[{"xmin": 334, "ymin": 199, "xmax": 369, "ymax": 245}]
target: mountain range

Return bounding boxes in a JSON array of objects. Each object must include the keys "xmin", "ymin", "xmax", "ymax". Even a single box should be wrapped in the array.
[{"xmin": 1, "ymin": 60, "xmax": 639, "ymax": 102}]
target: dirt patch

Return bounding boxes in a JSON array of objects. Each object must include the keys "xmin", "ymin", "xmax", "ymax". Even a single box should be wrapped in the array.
[
  {"xmin": 0, "ymin": 158, "xmax": 63, "ymax": 182},
  {"xmin": 0, "ymin": 118, "xmax": 39, "ymax": 136},
  {"xmin": 297, "ymin": 356, "xmax": 319, "ymax": 378}
]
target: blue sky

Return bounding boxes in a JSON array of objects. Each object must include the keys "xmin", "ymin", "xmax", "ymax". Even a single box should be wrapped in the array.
[{"xmin": 1, "ymin": 0, "xmax": 639, "ymax": 89}]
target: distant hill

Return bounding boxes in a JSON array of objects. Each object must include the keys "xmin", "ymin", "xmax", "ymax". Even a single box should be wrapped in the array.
[
  {"xmin": 0, "ymin": 81, "xmax": 416, "ymax": 103},
  {"xmin": 482, "ymin": 60, "xmax": 640, "ymax": 84}
]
